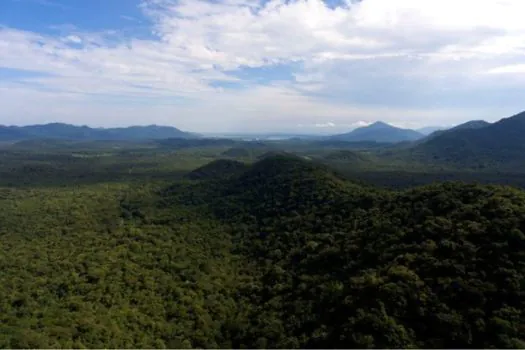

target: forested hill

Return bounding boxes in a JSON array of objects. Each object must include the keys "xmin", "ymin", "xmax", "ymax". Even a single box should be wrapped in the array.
[
  {"xmin": 1, "ymin": 154, "xmax": 525, "ymax": 348},
  {"xmin": 213, "ymin": 154, "xmax": 365, "ymax": 220},
  {"xmin": 411, "ymin": 111, "xmax": 525, "ymax": 169},
  {"xmin": 202, "ymin": 156, "xmax": 525, "ymax": 348}
]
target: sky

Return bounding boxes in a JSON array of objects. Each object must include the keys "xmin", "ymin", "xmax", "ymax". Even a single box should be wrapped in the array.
[{"xmin": 1, "ymin": 0, "xmax": 525, "ymax": 134}]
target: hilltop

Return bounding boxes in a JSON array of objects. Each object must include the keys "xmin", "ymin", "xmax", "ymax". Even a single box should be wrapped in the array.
[
  {"xmin": 215, "ymin": 154, "xmax": 357, "ymax": 218},
  {"xmin": 185, "ymin": 159, "xmax": 248, "ymax": 181}
]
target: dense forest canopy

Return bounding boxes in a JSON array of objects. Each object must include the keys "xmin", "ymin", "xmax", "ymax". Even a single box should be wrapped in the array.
[{"xmin": 1, "ymin": 150, "xmax": 525, "ymax": 348}]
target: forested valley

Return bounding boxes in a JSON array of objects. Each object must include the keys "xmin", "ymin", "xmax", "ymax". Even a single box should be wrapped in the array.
[{"xmin": 1, "ymin": 148, "xmax": 525, "ymax": 348}]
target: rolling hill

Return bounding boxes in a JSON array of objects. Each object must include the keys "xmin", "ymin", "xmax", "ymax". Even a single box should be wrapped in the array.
[
  {"xmin": 331, "ymin": 121, "xmax": 424, "ymax": 143},
  {"xmin": 0, "ymin": 123, "xmax": 194, "ymax": 141}
]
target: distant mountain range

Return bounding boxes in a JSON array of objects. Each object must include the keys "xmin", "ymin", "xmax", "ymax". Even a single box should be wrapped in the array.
[
  {"xmin": 0, "ymin": 121, "xmax": 438, "ymax": 144},
  {"xmin": 2, "ymin": 114, "xmax": 517, "ymax": 172},
  {"xmin": 330, "ymin": 121, "xmax": 425, "ymax": 143},
  {"xmin": 319, "ymin": 112, "xmax": 525, "ymax": 170},
  {"xmin": 0, "ymin": 123, "xmax": 195, "ymax": 141}
]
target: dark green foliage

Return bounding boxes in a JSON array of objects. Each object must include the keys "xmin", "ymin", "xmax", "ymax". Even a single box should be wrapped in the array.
[
  {"xmin": 202, "ymin": 157, "xmax": 525, "ymax": 348},
  {"xmin": 323, "ymin": 150, "xmax": 372, "ymax": 168},
  {"xmin": 336, "ymin": 169, "xmax": 525, "ymax": 190},
  {"xmin": 213, "ymin": 155, "xmax": 362, "ymax": 223}
]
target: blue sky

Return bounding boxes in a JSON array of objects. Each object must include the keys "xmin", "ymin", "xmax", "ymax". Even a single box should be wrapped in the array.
[
  {"xmin": 1, "ymin": 0, "xmax": 525, "ymax": 133},
  {"xmin": 1, "ymin": 0, "xmax": 146, "ymax": 34}
]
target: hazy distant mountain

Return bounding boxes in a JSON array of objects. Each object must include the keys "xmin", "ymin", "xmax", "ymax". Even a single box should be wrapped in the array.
[
  {"xmin": 330, "ymin": 121, "xmax": 424, "ymax": 143},
  {"xmin": 452, "ymin": 120, "xmax": 491, "ymax": 131},
  {"xmin": 422, "ymin": 120, "xmax": 491, "ymax": 142},
  {"xmin": 417, "ymin": 126, "xmax": 447, "ymax": 135},
  {"xmin": 0, "ymin": 123, "xmax": 194, "ymax": 141},
  {"xmin": 0, "ymin": 126, "xmax": 27, "ymax": 141},
  {"xmin": 412, "ymin": 112, "xmax": 525, "ymax": 169}
]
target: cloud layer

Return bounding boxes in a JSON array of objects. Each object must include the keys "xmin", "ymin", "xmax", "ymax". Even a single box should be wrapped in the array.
[{"xmin": 1, "ymin": 0, "xmax": 524, "ymax": 132}]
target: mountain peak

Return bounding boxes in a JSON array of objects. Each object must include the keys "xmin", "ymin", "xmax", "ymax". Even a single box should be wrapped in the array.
[
  {"xmin": 330, "ymin": 121, "xmax": 423, "ymax": 143},
  {"xmin": 368, "ymin": 121, "xmax": 392, "ymax": 128}
]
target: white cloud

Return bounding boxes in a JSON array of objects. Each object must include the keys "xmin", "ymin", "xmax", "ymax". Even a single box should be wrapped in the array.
[
  {"xmin": 297, "ymin": 120, "xmax": 376, "ymax": 134},
  {"xmin": 352, "ymin": 120, "xmax": 371, "ymax": 128},
  {"xmin": 120, "ymin": 15, "xmax": 140, "ymax": 22},
  {"xmin": 65, "ymin": 35, "xmax": 82, "ymax": 44},
  {"xmin": 314, "ymin": 122, "xmax": 336, "ymax": 128},
  {"xmin": 1, "ymin": 0, "xmax": 525, "ymax": 131},
  {"xmin": 310, "ymin": 121, "xmax": 369, "ymax": 129},
  {"xmin": 142, "ymin": 0, "xmax": 525, "ymax": 67},
  {"xmin": 487, "ymin": 64, "xmax": 525, "ymax": 74}
]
